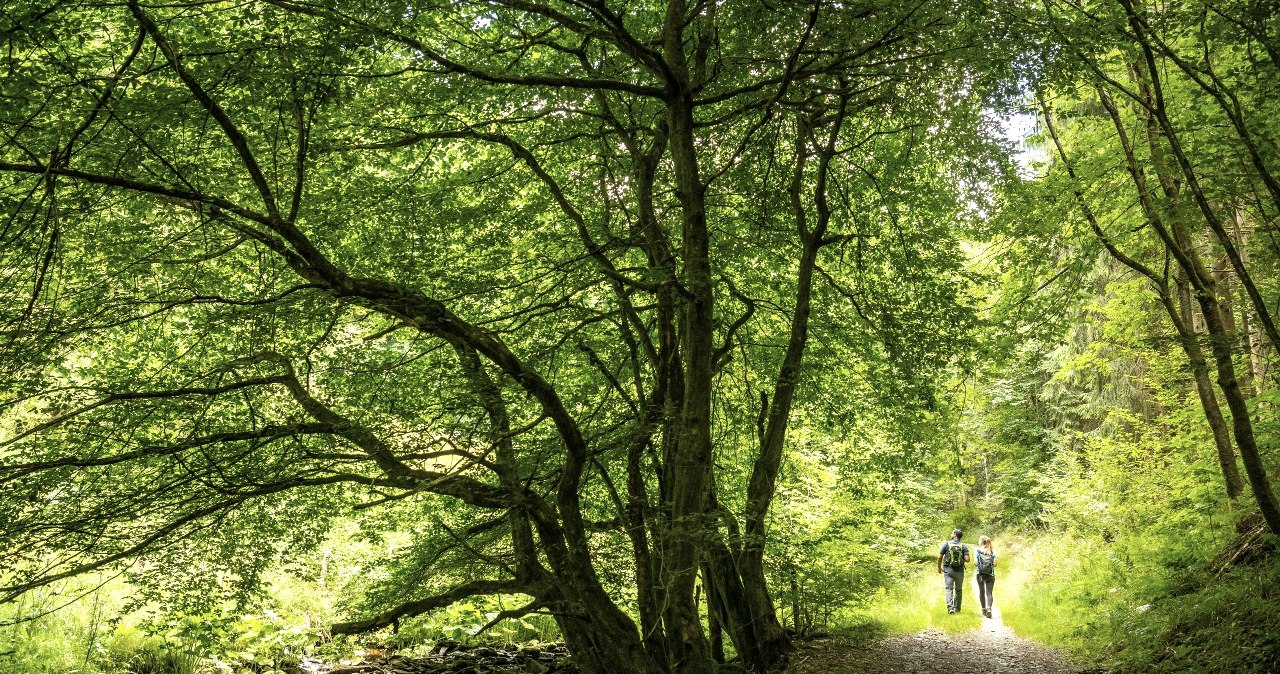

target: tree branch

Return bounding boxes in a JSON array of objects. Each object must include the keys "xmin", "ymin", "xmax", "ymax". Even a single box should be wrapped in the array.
[{"xmin": 330, "ymin": 579, "xmax": 528, "ymax": 635}]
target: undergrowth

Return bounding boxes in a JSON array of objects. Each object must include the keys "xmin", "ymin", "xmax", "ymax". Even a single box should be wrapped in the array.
[
  {"xmin": 839, "ymin": 522, "xmax": 1279, "ymax": 674},
  {"xmin": 843, "ymin": 559, "xmax": 984, "ymax": 638},
  {"xmin": 1001, "ymin": 524, "xmax": 1280, "ymax": 673}
]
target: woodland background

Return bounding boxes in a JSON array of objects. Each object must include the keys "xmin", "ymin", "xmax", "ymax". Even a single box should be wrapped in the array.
[{"xmin": 1, "ymin": 0, "xmax": 1277, "ymax": 673}]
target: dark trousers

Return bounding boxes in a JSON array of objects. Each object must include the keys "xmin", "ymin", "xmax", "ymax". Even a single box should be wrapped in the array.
[
  {"xmin": 943, "ymin": 569, "xmax": 964, "ymax": 611},
  {"xmin": 976, "ymin": 574, "xmax": 995, "ymax": 612}
]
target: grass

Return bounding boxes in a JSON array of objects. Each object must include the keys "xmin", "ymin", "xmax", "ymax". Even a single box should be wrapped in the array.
[
  {"xmin": 1108, "ymin": 556, "xmax": 1280, "ymax": 674},
  {"xmin": 985, "ymin": 532, "xmax": 1084, "ymax": 647},
  {"xmin": 976, "ymin": 526, "xmax": 1280, "ymax": 673},
  {"xmin": 0, "ymin": 579, "xmax": 132, "ymax": 674},
  {"xmin": 845, "ymin": 562, "xmax": 983, "ymax": 638},
  {"xmin": 841, "ymin": 532, "xmax": 1077, "ymax": 646}
]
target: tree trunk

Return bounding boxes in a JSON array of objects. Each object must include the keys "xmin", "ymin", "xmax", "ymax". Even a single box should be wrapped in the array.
[
  {"xmin": 703, "ymin": 566, "xmax": 725, "ymax": 664},
  {"xmin": 1092, "ymin": 81, "xmax": 1280, "ymax": 532},
  {"xmin": 660, "ymin": 2, "xmax": 716, "ymax": 668},
  {"xmin": 1214, "ymin": 258, "xmax": 1238, "ymax": 338},
  {"xmin": 1248, "ymin": 314, "xmax": 1268, "ymax": 396},
  {"xmin": 1193, "ymin": 280, "xmax": 1280, "ymax": 535},
  {"xmin": 527, "ymin": 510, "xmax": 664, "ymax": 674},
  {"xmin": 1039, "ymin": 93, "xmax": 1248, "ymax": 505},
  {"xmin": 1174, "ymin": 273, "xmax": 1245, "ymax": 500},
  {"xmin": 555, "ymin": 604, "xmax": 662, "ymax": 674},
  {"xmin": 790, "ymin": 570, "xmax": 801, "ymax": 634},
  {"xmin": 629, "ymin": 116, "xmax": 680, "ymax": 671},
  {"xmin": 734, "ymin": 104, "xmax": 848, "ymax": 671},
  {"xmin": 1122, "ymin": 13, "xmax": 1280, "ymax": 358},
  {"xmin": 1231, "ymin": 210, "xmax": 1266, "ymax": 397}
]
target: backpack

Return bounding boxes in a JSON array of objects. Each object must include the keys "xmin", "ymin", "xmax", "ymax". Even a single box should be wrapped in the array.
[
  {"xmin": 945, "ymin": 541, "xmax": 966, "ymax": 568},
  {"xmin": 975, "ymin": 549, "xmax": 995, "ymax": 576}
]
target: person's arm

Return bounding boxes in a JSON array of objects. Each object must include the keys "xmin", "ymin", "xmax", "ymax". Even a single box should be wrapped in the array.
[
  {"xmin": 963, "ymin": 545, "xmax": 971, "ymax": 563},
  {"xmin": 937, "ymin": 545, "xmax": 945, "ymax": 573}
]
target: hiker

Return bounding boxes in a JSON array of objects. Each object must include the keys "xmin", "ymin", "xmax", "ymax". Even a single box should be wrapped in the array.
[
  {"xmin": 975, "ymin": 535, "xmax": 997, "ymax": 618},
  {"xmin": 936, "ymin": 528, "xmax": 969, "ymax": 614}
]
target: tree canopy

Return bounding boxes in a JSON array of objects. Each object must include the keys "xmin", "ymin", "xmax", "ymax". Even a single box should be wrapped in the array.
[
  {"xmin": 2, "ymin": 1, "xmax": 1017, "ymax": 672},
  {"xmin": 3, "ymin": 1, "xmax": 1278, "ymax": 673}
]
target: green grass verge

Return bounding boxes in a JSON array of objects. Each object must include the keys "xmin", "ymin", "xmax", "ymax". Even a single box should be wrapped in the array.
[
  {"xmin": 844, "ymin": 563, "xmax": 983, "ymax": 639},
  {"xmin": 990, "ymin": 528, "xmax": 1280, "ymax": 673},
  {"xmin": 990, "ymin": 531, "xmax": 1084, "ymax": 647}
]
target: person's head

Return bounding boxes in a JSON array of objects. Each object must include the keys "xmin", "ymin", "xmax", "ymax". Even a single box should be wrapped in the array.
[
  {"xmin": 979, "ymin": 535, "xmax": 992, "ymax": 549},
  {"xmin": 952, "ymin": 528, "xmax": 963, "ymax": 540}
]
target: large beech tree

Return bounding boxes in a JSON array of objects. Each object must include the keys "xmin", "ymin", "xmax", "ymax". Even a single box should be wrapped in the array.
[{"xmin": 0, "ymin": 1, "xmax": 1008, "ymax": 671}]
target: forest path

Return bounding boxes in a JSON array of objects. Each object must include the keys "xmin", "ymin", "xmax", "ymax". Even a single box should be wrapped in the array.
[{"xmin": 786, "ymin": 608, "xmax": 1076, "ymax": 674}]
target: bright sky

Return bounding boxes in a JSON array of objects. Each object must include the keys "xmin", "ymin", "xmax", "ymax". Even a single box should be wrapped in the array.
[{"xmin": 1000, "ymin": 110, "xmax": 1046, "ymax": 177}]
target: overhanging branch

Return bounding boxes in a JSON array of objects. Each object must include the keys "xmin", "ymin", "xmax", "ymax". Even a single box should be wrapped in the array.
[{"xmin": 330, "ymin": 579, "xmax": 528, "ymax": 635}]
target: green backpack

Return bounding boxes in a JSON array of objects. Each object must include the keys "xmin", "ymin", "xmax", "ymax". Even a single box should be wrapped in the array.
[{"xmin": 945, "ymin": 541, "xmax": 966, "ymax": 568}]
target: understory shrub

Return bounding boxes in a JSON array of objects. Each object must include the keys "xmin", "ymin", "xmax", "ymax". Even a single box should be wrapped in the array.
[{"xmin": 1001, "ymin": 525, "xmax": 1279, "ymax": 673}]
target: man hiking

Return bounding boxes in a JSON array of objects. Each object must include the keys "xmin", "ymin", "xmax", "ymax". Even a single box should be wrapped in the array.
[{"xmin": 937, "ymin": 528, "xmax": 970, "ymax": 614}]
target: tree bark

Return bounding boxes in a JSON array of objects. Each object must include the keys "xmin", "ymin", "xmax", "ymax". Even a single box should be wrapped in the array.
[
  {"xmin": 1094, "ymin": 84, "xmax": 1280, "ymax": 535},
  {"xmin": 659, "ymin": 1, "xmax": 716, "ymax": 669},
  {"xmin": 1039, "ymin": 94, "xmax": 1245, "ymax": 502},
  {"xmin": 1192, "ymin": 285, "xmax": 1280, "ymax": 530},
  {"xmin": 1174, "ymin": 273, "xmax": 1245, "ymax": 500},
  {"xmin": 702, "ymin": 565, "xmax": 725, "ymax": 664}
]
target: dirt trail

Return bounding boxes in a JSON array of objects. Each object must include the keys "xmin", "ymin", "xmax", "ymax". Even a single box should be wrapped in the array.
[{"xmin": 787, "ymin": 608, "xmax": 1076, "ymax": 674}]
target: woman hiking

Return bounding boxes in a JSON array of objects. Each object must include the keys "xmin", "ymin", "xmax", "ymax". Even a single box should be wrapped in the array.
[{"xmin": 975, "ymin": 535, "xmax": 997, "ymax": 618}]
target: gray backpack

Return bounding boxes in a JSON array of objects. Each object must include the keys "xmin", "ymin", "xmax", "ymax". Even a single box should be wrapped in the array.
[{"xmin": 975, "ymin": 549, "xmax": 995, "ymax": 576}]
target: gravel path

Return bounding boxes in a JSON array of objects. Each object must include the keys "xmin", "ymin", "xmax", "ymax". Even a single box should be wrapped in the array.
[{"xmin": 787, "ymin": 608, "xmax": 1076, "ymax": 674}]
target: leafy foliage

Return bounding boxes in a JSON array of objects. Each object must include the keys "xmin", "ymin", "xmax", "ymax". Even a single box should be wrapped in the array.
[{"xmin": 2, "ymin": 0, "xmax": 1278, "ymax": 671}]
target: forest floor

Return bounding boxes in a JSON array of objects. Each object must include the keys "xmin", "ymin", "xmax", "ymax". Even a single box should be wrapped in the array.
[
  {"xmin": 786, "ymin": 607, "xmax": 1077, "ymax": 674},
  {"xmin": 307, "ymin": 605, "xmax": 1078, "ymax": 674}
]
